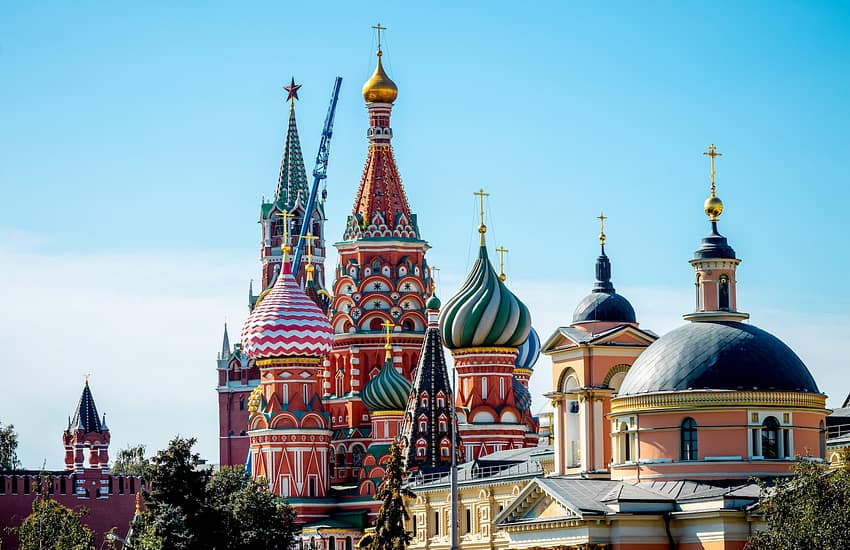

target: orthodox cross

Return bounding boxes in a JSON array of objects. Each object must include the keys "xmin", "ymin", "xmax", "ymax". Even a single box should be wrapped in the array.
[
  {"xmin": 474, "ymin": 188, "xmax": 490, "ymax": 244},
  {"xmin": 372, "ymin": 23, "xmax": 386, "ymax": 51},
  {"xmin": 275, "ymin": 209, "xmax": 295, "ymax": 255},
  {"xmin": 597, "ymin": 211, "xmax": 607, "ymax": 247},
  {"xmin": 84, "ymin": 372, "xmax": 91, "ymax": 385},
  {"xmin": 284, "ymin": 77, "xmax": 301, "ymax": 107},
  {"xmin": 703, "ymin": 144, "xmax": 722, "ymax": 197},
  {"xmin": 382, "ymin": 320, "xmax": 394, "ymax": 359},
  {"xmin": 299, "ymin": 231, "xmax": 319, "ymax": 280},
  {"xmin": 430, "ymin": 266, "xmax": 440, "ymax": 295},
  {"xmin": 495, "ymin": 247, "xmax": 508, "ymax": 282}
]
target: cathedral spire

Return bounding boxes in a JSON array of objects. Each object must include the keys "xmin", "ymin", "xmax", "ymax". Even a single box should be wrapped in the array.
[
  {"xmin": 275, "ymin": 78, "xmax": 309, "ymax": 210},
  {"xmin": 220, "ymin": 321, "xmax": 231, "ymax": 360},
  {"xmin": 593, "ymin": 212, "xmax": 615, "ymax": 294},
  {"xmin": 346, "ymin": 37, "xmax": 418, "ymax": 240}
]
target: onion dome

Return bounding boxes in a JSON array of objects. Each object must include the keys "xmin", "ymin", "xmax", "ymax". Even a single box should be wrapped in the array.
[
  {"xmin": 512, "ymin": 377, "xmax": 532, "ymax": 413},
  {"xmin": 361, "ymin": 358, "xmax": 412, "ymax": 412},
  {"xmin": 440, "ymin": 245, "xmax": 532, "ymax": 349},
  {"xmin": 362, "ymin": 51, "xmax": 398, "ymax": 104},
  {"xmin": 515, "ymin": 327, "xmax": 541, "ymax": 371},
  {"xmin": 618, "ymin": 321, "xmax": 820, "ymax": 396},
  {"xmin": 426, "ymin": 294, "xmax": 442, "ymax": 310},
  {"xmin": 240, "ymin": 262, "xmax": 333, "ymax": 359}
]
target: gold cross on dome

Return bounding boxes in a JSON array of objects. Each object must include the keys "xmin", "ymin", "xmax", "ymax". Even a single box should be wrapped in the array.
[
  {"xmin": 430, "ymin": 266, "xmax": 440, "ymax": 294},
  {"xmin": 495, "ymin": 246, "xmax": 509, "ymax": 282},
  {"xmin": 703, "ymin": 144, "xmax": 722, "ymax": 196},
  {"xmin": 597, "ymin": 211, "xmax": 607, "ymax": 246},
  {"xmin": 381, "ymin": 320, "xmax": 394, "ymax": 358},
  {"xmin": 372, "ymin": 23, "xmax": 387, "ymax": 51},
  {"xmin": 275, "ymin": 209, "xmax": 295, "ymax": 254}
]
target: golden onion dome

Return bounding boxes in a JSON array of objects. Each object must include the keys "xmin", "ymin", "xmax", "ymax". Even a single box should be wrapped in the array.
[
  {"xmin": 362, "ymin": 51, "xmax": 398, "ymax": 104},
  {"xmin": 704, "ymin": 195, "xmax": 724, "ymax": 221}
]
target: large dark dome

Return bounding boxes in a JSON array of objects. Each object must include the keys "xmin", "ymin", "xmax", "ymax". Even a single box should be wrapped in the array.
[
  {"xmin": 618, "ymin": 321, "xmax": 819, "ymax": 395},
  {"xmin": 572, "ymin": 292, "xmax": 637, "ymax": 324}
]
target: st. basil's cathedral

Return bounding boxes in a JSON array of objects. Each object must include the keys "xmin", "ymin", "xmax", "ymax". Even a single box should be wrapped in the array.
[{"xmin": 216, "ymin": 38, "xmax": 543, "ymax": 534}]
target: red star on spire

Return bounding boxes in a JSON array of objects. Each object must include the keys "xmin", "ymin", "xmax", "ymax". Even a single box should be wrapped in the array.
[{"xmin": 284, "ymin": 77, "xmax": 301, "ymax": 102}]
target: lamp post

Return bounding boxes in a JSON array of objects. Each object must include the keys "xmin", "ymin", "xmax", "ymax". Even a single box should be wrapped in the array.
[{"xmin": 450, "ymin": 366, "xmax": 458, "ymax": 550}]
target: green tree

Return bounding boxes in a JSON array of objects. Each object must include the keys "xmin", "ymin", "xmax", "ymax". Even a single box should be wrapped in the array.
[
  {"xmin": 129, "ymin": 436, "xmax": 211, "ymax": 549},
  {"xmin": 207, "ymin": 466, "xmax": 300, "ymax": 550},
  {"xmin": 0, "ymin": 422, "xmax": 21, "ymax": 470},
  {"xmin": 746, "ymin": 452, "xmax": 850, "ymax": 550},
  {"xmin": 369, "ymin": 441, "xmax": 414, "ymax": 550},
  {"xmin": 129, "ymin": 439, "xmax": 300, "ymax": 550},
  {"xmin": 111, "ymin": 444, "xmax": 148, "ymax": 476},
  {"xmin": 16, "ymin": 479, "xmax": 94, "ymax": 550}
]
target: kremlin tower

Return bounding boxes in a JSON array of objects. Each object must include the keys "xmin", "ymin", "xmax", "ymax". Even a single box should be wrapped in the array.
[
  {"xmin": 325, "ymin": 36, "xmax": 434, "ymax": 484},
  {"xmin": 439, "ymin": 194, "xmax": 536, "ymax": 460},
  {"xmin": 218, "ymin": 78, "xmax": 323, "ymax": 467},
  {"xmin": 241, "ymin": 237, "xmax": 334, "ymax": 521},
  {"xmin": 63, "ymin": 379, "xmax": 110, "ymax": 472}
]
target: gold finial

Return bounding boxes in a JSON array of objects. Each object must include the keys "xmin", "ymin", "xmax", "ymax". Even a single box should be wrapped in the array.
[
  {"xmin": 84, "ymin": 373, "xmax": 91, "ymax": 385},
  {"xmin": 430, "ymin": 266, "xmax": 440, "ymax": 295},
  {"xmin": 381, "ymin": 321, "xmax": 394, "ymax": 359},
  {"xmin": 495, "ymin": 246, "xmax": 509, "ymax": 282},
  {"xmin": 362, "ymin": 24, "xmax": 398, "ymax": 104},
  {"xmin": 372, "ymin": 23, "xmax": 386, "ymax": 53},
  {"xmin": 702, "ymin": 144, "xmax": 724, "ymax": 221},
  {"xmin": 473, "ymin": 188, "xmax": 490, "ymax": 245},
  {"xmin": 597, "ymin": 211, "xmax": 607, "ymax": 247},
  {"xmin": 275, "ymin": 210, "xmax": 295, "ymax": 257},
  {"xmin": 299, "ymin": 232, "xmax": 319, "ymax": 282},
  {"xmin": 134, "ymin": 491, "xmax": 141, "ymax": 515}
]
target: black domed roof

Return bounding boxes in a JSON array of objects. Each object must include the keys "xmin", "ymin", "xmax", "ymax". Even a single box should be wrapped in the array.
[
  {"xmin": 573, "ymin": 292, "xmax": 637, "ymax": 324},
  {"xmin": 618, "ymin": 321, "xmax": 819, "ymax": 395},
  {"xmin": 573, "ymin": 247, "xmax": 636, "ymax": 324}
]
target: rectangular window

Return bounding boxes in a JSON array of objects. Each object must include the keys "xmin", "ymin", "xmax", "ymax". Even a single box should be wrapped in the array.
[
  {"xmin": 433, "ymin": 511, "xmax": 440, "ymax": 535},
  {"xmin": 783, "ymin": 429, "xmax": 791, "ymax": 459},
  {"xmin": 283, "ymin": 384, "xmax": 289, "ymax": 405},
  {"xmin": 499, "ymin": 377, "xmax": 505, "ymax": 399},
  {"xmin": 465, "ymin": 508, "xmax": 471, "ymax": 534},
  {"xmin": 303, "ymin": 384, "xmax": 309, "ymax": 405},
  {"xmin": 481, "ymin": 377, "xmax": 487, "ymax": 400}
]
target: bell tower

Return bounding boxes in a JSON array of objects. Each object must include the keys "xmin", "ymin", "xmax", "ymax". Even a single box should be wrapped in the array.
[{"xmin": 684, "ymin": 144, "xmax": 749, "ymax": 322}]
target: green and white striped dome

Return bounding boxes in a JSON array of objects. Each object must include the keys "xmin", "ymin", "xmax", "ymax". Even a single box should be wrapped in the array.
[
  {"xmin": 439, "ymin": 245, "xmax": 532, "ymax": 349},
  {"xmin": 361, "ymin": 358, "xmax": 412, "ymax": 413}
]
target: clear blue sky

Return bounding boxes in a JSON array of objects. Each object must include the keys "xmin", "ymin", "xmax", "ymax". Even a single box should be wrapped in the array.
[{"xmin": 2, "ymin": 1, "xmax": 850, "ymax": 467}]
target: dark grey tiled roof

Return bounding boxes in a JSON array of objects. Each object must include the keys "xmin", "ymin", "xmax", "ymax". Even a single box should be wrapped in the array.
[
  {"xmin": 70, "ymin": 383, "xmax": 103, "ymax": 433},
  {"xmin": 573, "ymin": 292, "xmax": 636, "ymax": 324},
  {"xmin": 619, "ymin": 321, "xmax": 819, "ymax": 395}
]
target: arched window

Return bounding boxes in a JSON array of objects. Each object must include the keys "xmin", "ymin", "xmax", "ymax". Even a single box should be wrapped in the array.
[
  {"xmin": 762, "ymin": 417, "xmax": 780, "ymax": 459},
  {"xmin": 680, "ymin": 418, "xmax": 698, "ymax": 461},
  {"xmin": 718, "ymin": 274, "xmax": 730, "ymax": 310},
  {"xmin": 695, "ymin": 273, "xmax": 703, "ymax": 311},
  {"xmin": 481, "ymin": 377, "xmax": 488, "ymax": 400},
  {"xmin": 352, "ymin": 446, "xmax": 365, "ymax": 467},
  {"xmin": 620, "ymin": 423, "xmax": 631, "ymax": 463},
  {"xmin": 499, "ymin": 377, "xmax": 505, "ymax": 399},
  {"xmin": 239, "ymin": 397, "xmax": 246, "ymax": 411}
]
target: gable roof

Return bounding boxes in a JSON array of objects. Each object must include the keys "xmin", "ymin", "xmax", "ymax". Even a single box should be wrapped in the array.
[{"xmin": 542, "ymin": 324, "xmax": 658, "ymax": 353}]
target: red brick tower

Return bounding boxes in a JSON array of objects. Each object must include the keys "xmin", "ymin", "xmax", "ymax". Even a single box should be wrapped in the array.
[
  {"xmin": 63, "ymin": 379, "xmax": 110, "ymax": 471},
  {"xmin": 325, "ymin": 42, "xmax": 433, "ymax": 485}
]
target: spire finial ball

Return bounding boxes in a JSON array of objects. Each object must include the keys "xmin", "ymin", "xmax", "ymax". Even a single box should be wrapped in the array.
[{"xmin": 704, "ymin": 195, "xmax": 724, "ymax": 221}]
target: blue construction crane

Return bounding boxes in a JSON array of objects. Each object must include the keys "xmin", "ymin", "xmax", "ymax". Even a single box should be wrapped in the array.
[{"xmin": 292, "ymin": 76, "xmax": 342, "ymax": 272}]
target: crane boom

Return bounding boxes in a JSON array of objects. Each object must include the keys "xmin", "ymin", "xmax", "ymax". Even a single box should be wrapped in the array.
[{"xmin": 292, "ymin": 76, "xmax": 343, "ymax": 272}]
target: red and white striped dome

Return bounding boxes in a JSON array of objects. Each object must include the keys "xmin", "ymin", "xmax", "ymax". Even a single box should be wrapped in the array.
[{"xmin": 241, "ymin": 264, "xmax": 333, "ymax": 359}]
